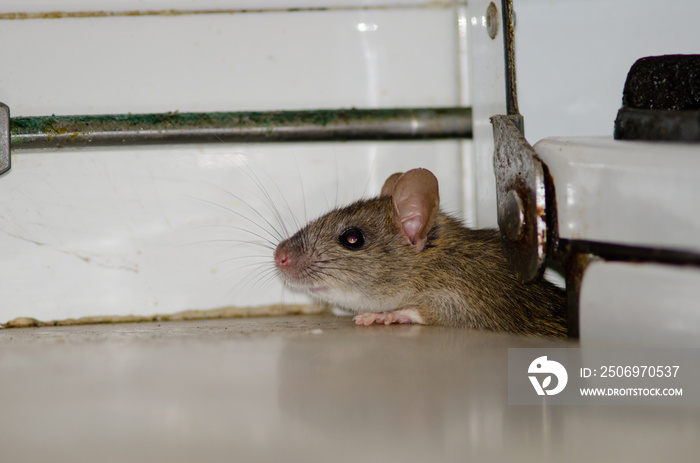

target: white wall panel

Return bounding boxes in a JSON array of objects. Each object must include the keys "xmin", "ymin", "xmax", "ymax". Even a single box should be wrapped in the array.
[
  {"xmin": 463, "ymin": 0, "xmax": 507, "ymax": 228},
  {"xmin": 580, "ymin": 261, "xmax": 700, "ymax": 348},
  {"xmin": 0, "ymin": 7, "xmax": 458, "ymax": 116}
]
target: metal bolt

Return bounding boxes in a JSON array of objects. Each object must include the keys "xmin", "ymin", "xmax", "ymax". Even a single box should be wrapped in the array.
[
  {"xmin": 503, "ymin": 189, "xmax": 525, "ymax": 241},
  {"xmin": 486, "ymin": 2, "xmax": 499, "ymax": 40}
]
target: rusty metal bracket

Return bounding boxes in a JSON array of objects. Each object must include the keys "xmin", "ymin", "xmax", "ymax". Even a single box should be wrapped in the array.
[
  {"xmin": 501, "ymin": 0, "xmax": 519, "ymax": 116},
  {"xmin": 492, "ymin": 114, "xmax": 548, "ymax": 283},
  {"xmin": 0, "ymin": 103, "xmax": 10, "ymax": 176}
]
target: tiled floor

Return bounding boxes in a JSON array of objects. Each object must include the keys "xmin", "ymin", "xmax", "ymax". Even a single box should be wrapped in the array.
[{"xmin": 1, "ymin": 314, "xmax": 697, "ymax": 462}]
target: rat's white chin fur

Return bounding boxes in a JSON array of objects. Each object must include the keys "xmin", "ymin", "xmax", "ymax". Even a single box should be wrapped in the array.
[
  {"xmin": 280, "ymin": 276, "xmax": 404, "ymax": 314},
  {"xmin": 305, "ymin": 287, "xmax": 404, "ymax": 314}
]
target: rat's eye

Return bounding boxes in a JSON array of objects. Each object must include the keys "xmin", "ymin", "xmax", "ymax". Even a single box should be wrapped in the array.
[{"xmin": 339, "ymin": 228, "xmax": 365, "ymax": 250}]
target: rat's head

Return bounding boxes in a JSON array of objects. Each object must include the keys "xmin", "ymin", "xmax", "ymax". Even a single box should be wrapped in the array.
[{"xmin": 273, "ymin": 168, "xmax": 440, "ymax": 311}]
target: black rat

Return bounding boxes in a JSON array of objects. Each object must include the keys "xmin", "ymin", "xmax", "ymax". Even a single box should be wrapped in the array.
[{"xmin": 274, "ymin": 168, "xmax": 567, "ymax": 338}]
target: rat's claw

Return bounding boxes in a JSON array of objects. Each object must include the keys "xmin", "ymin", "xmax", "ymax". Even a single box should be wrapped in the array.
[
  {"xmin": 354, "ymin": 309, "xmax": 423, "ymax": 326},
  {"xmin": 354, "ymin": 312, "xmax": 385, "ymax": 325}
]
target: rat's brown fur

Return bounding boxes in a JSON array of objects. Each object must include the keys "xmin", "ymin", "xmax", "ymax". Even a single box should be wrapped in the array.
[{"xmin": 276, "ymin": 195, "xmax": 568, "ymax": 338}]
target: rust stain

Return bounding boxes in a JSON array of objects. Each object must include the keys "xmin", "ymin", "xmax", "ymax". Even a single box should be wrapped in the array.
[
  {"xmin": 0, "ymin": 3, "xmax": 457, "ymax": 21},
  {"xmin": 1, "ymin": 9, "xmax": 301, "ymax": 20}
]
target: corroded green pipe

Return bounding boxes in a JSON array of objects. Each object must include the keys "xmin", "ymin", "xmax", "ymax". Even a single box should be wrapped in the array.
[{"xmin": 10, "ymin": 107, "xmax": 472, "ymax": 151}]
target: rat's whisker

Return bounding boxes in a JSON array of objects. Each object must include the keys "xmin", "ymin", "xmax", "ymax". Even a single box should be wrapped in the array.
[
  {"xmin": 241, "ymin": 166, "xmax": 294, "ymax": 239},
  {"xmin": 189, "ymin": 195, "xmax": 283, "ymax": 244}
]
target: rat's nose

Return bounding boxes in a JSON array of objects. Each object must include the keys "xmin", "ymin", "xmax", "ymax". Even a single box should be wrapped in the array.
[{"xmin": 274, "ymin": 247, "xmax": 291, "ymax": 268}]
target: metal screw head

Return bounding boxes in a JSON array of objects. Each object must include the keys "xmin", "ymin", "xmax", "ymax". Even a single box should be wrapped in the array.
[
  {"xmin": 486, "ymin": 2, "xmax": 499, "ymax": 40},
  {"xmin": 503, "ymin": 189, "xmax": 525, "ymax": 242}
]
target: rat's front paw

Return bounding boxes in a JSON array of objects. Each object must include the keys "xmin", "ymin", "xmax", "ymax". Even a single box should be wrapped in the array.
[
  {"xmin": 353, "ymin": 308, "xmax": 424, "ymax": 326},
  {"xmin": 353, "ymin": 312, "xmax": 389, "ymax": 326}
]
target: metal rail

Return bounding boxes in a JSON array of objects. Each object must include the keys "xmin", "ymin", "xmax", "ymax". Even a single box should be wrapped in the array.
[
  {"xmin": 0, "ymin": 103, "xmax": 472, "ymax": 174},
  {"xmin": 0, "ymin": 106, "xmax": 472, "ymax": 176},
  {"xmin": 10, "ymin": 106, "xmax": 472, "ymax": 148}
]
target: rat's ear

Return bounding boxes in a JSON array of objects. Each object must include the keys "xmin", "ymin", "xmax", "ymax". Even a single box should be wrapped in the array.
[
  {"xmin": 380, "ymin": 172, "xmax": 403, "ymax": 197},
  {"xmin": 391, "ymin": 168, "xmax": 439, "ymax": 251}
]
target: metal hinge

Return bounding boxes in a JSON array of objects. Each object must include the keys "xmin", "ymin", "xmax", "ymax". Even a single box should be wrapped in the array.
[{"xmin": 491, "ymin": 114, "xmax": 549, "ymax": 283}]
